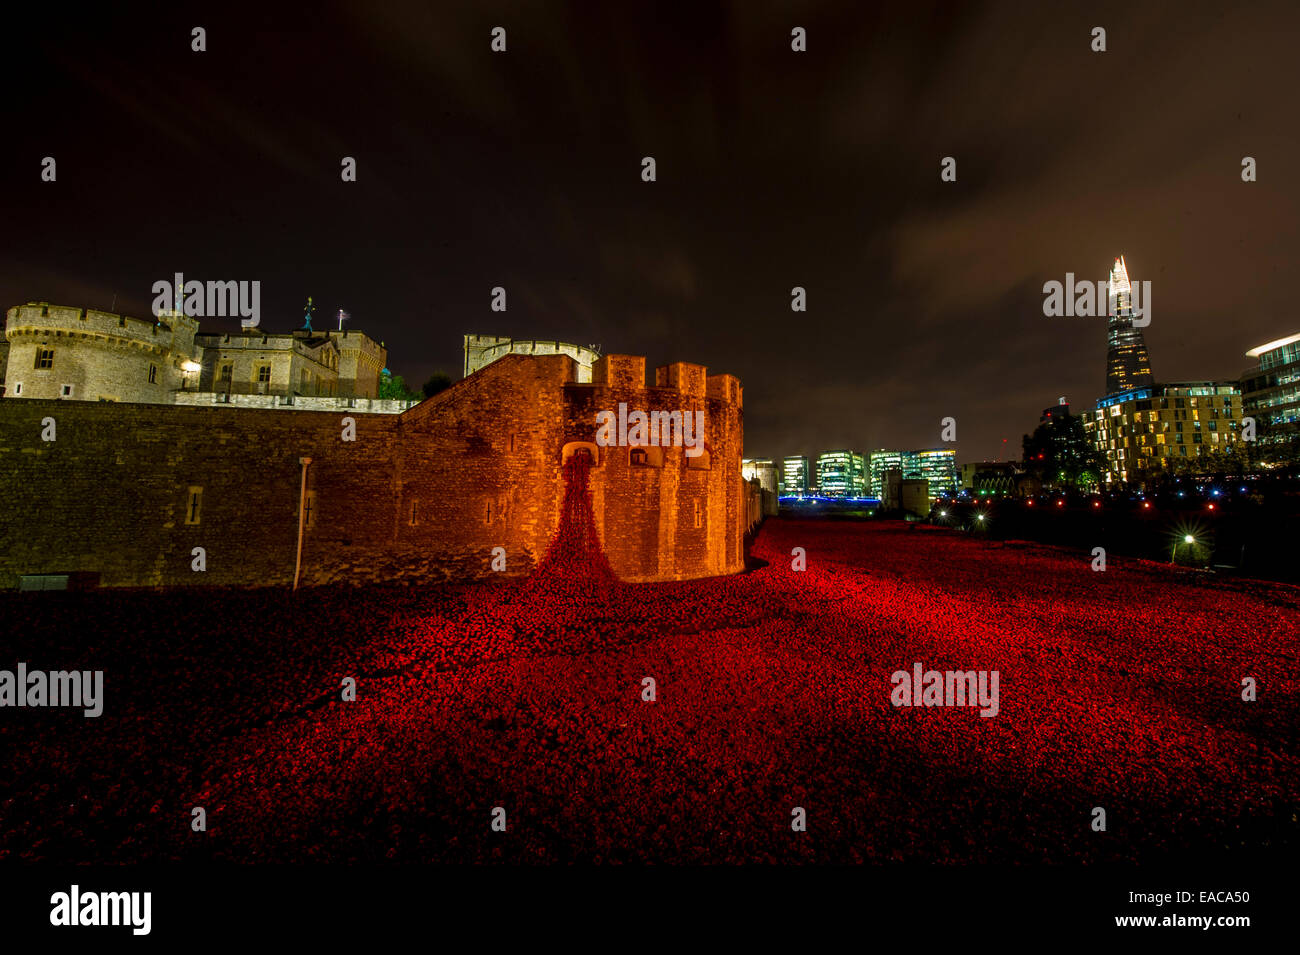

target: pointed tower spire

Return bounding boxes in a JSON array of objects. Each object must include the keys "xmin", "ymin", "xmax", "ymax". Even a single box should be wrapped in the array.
[
  {"xmin": 1104, "ymin": 254, "xmax": 1153, "ymax": 394},
  {"xmin": 1108, "ymin": 256, "xmax": 1132, "ymax": 315}
]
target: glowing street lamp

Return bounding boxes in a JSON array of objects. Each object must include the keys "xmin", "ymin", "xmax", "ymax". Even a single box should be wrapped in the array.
[{"xmin": 1172, "ymin": 533, "xmax": 1195, "ymax": 565}]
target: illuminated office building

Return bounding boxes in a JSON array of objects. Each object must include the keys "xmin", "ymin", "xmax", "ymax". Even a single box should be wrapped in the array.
[
  {"xmin": 912, "ymin": 448, "xmax": 959, "ymax": 498},
  {"xmin": 869, "ymin": 448, "xmax": 956, "ymax": 499},
  {"xmin": 1241, "ymin": 332, "xmax": 1300, "ymax": 460},
  {"xmin": 815, "ymin": 450, "xmax": 866, "ymax": 498},
  {"xmin": 868, "ymin": 450, "xmax": 905, "ymax": 498},
  {"xmin": 780, "ymin": 455, "xmax": 810, "ymax": 498}
]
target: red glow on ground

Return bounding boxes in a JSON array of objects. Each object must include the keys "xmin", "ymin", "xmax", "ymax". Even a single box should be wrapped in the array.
[{"xmin": 1, "ymin": 519, "xmax": 1296, "ymax": 863}]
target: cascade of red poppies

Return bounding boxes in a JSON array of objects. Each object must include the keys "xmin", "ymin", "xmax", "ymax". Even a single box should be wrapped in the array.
[{"xmin": 526, "ymin": 449, "xmax": 617, "ymax": 592}]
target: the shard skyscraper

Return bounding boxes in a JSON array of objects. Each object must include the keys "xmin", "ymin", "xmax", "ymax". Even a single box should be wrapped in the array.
[{"xmin": 1104, "ymin": 255, "xmax": 1154, "ymax": 395}]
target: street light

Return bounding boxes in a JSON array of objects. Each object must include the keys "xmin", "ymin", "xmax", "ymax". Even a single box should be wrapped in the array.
[{"xmin": 1172, "ymin": 533, "xmax": 1195, "ymax": 565}]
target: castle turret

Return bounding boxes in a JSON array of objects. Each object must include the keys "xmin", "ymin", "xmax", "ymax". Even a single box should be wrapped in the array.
[{"xmin": 4, "ymin": 302, "xmax": 201, "ymax": 402}]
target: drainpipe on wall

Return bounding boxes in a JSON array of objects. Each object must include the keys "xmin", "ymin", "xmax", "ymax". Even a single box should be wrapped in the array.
[{"xmin": 294, "ymin": 456, "xmax": 312, "ymax": 590}]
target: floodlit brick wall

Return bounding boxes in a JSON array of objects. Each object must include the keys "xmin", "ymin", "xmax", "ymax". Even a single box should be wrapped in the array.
[
  {"xmin": 565, "ymin": 356, "xmax": 746, "ymax": 582},
  {"xmin": 393, "ymin": 353, "xmax": 577, "ymax": 581},
  {"xmin": 0, "ymin": 350, "xmax": 746, "ymax": 589}
]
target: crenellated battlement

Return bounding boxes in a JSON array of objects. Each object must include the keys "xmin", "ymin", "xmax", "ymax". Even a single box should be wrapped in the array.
[
  {"xmin": 6, "ymin": 303, "xmax": 197, "ymax": 354},
  {"xmin": 328, "ymin": 329, "xmax": 386, "ymax": 358},
  {"xmin": 588, "ymin": 355, "xmax": 742, "ymax": 408}
]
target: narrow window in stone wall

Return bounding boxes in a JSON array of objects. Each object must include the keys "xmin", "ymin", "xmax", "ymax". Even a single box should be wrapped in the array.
[
  {"xmin": 148, "ymin": 363, "xmax": 157, "ymax": 384},
  {"xmin": 693, "ymin": 499, "xmax": 703, "ymax": 529},
  {"xmin": 35, "ymin": 347, "xmax": 54, "ymax": 369},
  {"xmin": 304, "ymin": 490, "xmax": 317, "ymax": 528},
  {"xmin": 11, "ymin": 383, "xmax": 21, "ymax": 395},
  {"xmin": 409, "ymin": 499, "xmax": 419, "ymax": 526},
  {"xmin": 185, "ymin": 486, "xmax": 203, "ymax": 525},
  {"xmin": 485, "ymin": 501, "xmax": 492, "ymax": 525},
  {"xmin": 257, "ymin": 365, "xmax": 272, "ymax": 383},
  {"xmin": 61, "ymin": 384, "xmax": 73, "ymax": 397},
  {"xmin": 219, "ymin": 364, "xmax": 233, "ymax": 384}
]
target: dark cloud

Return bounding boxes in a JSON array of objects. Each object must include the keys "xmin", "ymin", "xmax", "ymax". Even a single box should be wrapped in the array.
[{"xmin": 3, "ymin": 0, "xmax": 1298, "ymax": 463}]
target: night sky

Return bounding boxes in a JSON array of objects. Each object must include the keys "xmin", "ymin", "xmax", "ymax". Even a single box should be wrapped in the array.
[{"xmin": 3, "ymin": 1, "xmax": 1298, "ymax": 462}]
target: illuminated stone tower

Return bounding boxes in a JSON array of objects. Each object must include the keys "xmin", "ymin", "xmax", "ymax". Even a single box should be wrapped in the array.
[{"xmin": 1104, "ymin": 255, "xmax": 1154, "ymax": 394}]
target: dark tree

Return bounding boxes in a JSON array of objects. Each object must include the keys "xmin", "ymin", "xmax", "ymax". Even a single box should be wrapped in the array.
[
  {"xmin": 422, "ymin": 373, "xmax": 453, "ymax": 398},
  {"xmin": 378, "ymin": 369, "xmax": 421, "ymax": 402},
  {"xmin": 1022, "ymin": 411, "xmax": 1106, "ymax": 491}
]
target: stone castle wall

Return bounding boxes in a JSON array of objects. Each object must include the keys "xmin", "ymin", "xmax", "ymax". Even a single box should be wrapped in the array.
[
  {"xmin": 464, "ymin": 334, "xmax": 600, "ymax": 383},
  {"xmin": 5, "ymin": 304, "xmax": 200, "ymax": 402},
  {"xmin": 329, "ymin": 329, "xmax": 387, "ymax": 397},
  {"xmin": 0, "ymin": 351, "xmax": 746, "ymax": 589},
  {"xmin": 3, "ymin": 304, "xmax": 385, "ymax": 404},
  {"xmin": 172, "ymin": 392, "xmax": 417, "ymax": 413}
]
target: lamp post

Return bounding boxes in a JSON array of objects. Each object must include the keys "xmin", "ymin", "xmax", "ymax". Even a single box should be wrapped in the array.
[
  {"xmin": 294, "ymin": 457, "xmax": 312, "ymax": 590},
  {"xmin": 1171, "ymin": 533, "xmax": 1194, "ymax": 565}
]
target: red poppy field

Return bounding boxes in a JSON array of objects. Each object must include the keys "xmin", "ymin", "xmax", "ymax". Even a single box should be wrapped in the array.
[{"xmin": 2, "ymin": 517, "xmax": 1297, "ymax": 864}]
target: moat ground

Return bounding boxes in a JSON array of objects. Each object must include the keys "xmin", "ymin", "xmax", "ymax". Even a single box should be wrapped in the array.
[{"xmin": 2, "ymin": 519, "xmax": 1297, "ymax": 863}]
